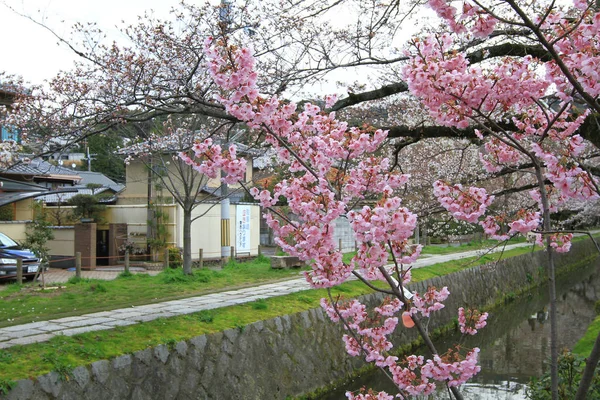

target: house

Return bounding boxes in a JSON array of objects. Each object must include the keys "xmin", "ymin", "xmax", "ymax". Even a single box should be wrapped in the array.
[{"xmin": 115, "ymin": 145, "xmax": 260, "ymax": 260}]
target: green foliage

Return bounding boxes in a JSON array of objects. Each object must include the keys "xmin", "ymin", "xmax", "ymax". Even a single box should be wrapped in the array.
[
  {"xmin": 22, "ymin": 202, "xmax": 54, "ymax": 265},
  {"xmin": 0, "ymin": 350, "xmax": 13, "ymax": 363},
  {"xmin": 0, "ymin": 205, "xmax": 13, "ymax": 221},
  {"xmin": 41, "ymin": 352, "xmax": 73, "ymax": 381},
  {"xmin": 0, "ymin": 378, "xmax": 15, "ymax": 395},
  {"xmin": 89, "ymin": 283, "xmax": 107, "ymax": 293},
  {"xmin": 596, "ymin": 300, "xmax": 600, "ymax": 315},
  {"xmin": 147, "ymin": 188, "xmax": 169, "ymax": 260},
  {"xmin": 251, "ymin": 299, "xmax": 268, "ymax": 310},
  {"xmin": 160, "ymin": 268, "xmax": 212, "ymax": 284},
  {"xmin": 118, "ymin": 270, "xmax": 134, "ymax": 279},
  {"xmin": 573, "ymin": 316, "xmax": 600, "ymax": 357},
  {"xmin": 163, "ymin": 338, "xmax": 178, "ymax": 350},
  {"xmin": 67, "ymin": 276, "xmax": 83, "ymax": 285},
  {"xmin": 235, "ymin": 321, "xmax": 246, "ymax": 332},
  {"xmin": 85, "ymin": 131, "xmax": 126, "ymax": 182},
  {"xmin": 526, "ymin": 350, "xmax": 600, "ymax": 399},
  {"xmin": 526, "ymin": 272, "xmax": 534, "ymax": 284},
  {"xmin": 254, "ymin": 254, "xmax": 270, "ymax": 263},
  {"xmin": 69, "ymin": 194, "xmax": 106, "ymax": 221},
  {"xmin": 168, "ymin": 247, "xmax": 183, "ymax": 268},
  {"xmin": 503, "ymin": 292, "xmax": 516, "ymax": 304},
  {"xmin": 197, "ymin": 310, "xmax": 214, "ymax": 323}
]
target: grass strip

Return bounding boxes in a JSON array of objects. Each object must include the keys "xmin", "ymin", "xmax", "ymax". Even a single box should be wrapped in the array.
[
  {"xmin": 573, "ymin": 315, "xmax": 600, "ymax": 357},
  {"xmin": 420, "ymin": 237, "xmax": 526, "ymax": 255},
  {"xmin": 0, "ymin": 243, "xmax": 543, "ymax": 382}
]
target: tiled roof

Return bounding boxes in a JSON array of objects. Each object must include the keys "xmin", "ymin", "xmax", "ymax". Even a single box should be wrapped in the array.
[
  {"xmin": 75, "ymin": 171, "xmax": 124, "ymax": 193},
  {"xmin": 4, "ymin": 159, "xmax": 80, "ymax": 177},
  {"xmin": 38, "ymin": 187, "xmax": 118, "ymax": 205}
]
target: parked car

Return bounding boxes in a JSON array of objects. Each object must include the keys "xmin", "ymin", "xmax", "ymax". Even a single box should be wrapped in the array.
[{"xmin": 0, "ymin": 232, "xmax": 43, "ymax": 280}]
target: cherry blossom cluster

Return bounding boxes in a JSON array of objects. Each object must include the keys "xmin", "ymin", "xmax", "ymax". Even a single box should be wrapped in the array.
[
  {"xmin": 346, "ymin": 388, "xmax": 393, "ymax": 400},
  {"xmin": 535, "ymin": 232, "xmax": 574, "ymax": 253},
  {"xmin": 541, "ymin": 8, "xmax": 600, "ymax": 101},
  {"xmin": 0, "ymin": 140, "xmax": 20, "ymax": 169},
  {"xmin": 433, "ymin": 180, "xmax": 494, "ymax": 223},
  {"xmin": 407, "ymin": 286, "xmax": 450, "ymax": 318},
  {"xmin": 404, "ymin": 6, "xmax": 599, "ymax": 248},
  {"xmin": 192, "ymin": 38, "xmax": 489, "ymax": 399},
  {"xmin": 322, "ymin": 295, "xmax": 483, "ymax": 397},
  {"xmin": 477, "ymin": 133, "xmax": 526, "ymax": 174},
  {"xmin": 179, "ymin": 138, "xmax": 247, "ymax": 184},
  {"xmin": 458, "ymin": 307, "xmax": 489, "ymax": 335},
  {"xmin": 404, "ymin": 34, "xmax": 548, "ymax": 130}
]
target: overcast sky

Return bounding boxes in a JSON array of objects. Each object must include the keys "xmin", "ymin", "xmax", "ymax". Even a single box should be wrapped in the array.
[{"xmin": 0, "ymin": 0, "xmax": 183, "ymax": 85}]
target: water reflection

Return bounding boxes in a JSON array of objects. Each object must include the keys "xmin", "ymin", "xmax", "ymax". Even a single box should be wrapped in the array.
[{"xmin": 317, "ymin": 262, "xmax": 600, "ymax": 399}]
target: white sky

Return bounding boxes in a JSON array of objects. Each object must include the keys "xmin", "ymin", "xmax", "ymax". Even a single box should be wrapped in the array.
[
  {"xmin": 0, "ymin": 0, "xmax": 433, "ymax": 96},
  {"xmin": 0, "ymin": 0, "xmax": 183, "ymax": 85}
]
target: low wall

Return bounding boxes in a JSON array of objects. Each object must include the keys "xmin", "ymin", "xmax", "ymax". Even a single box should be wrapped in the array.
[
  {"xmin": 3, "ymin": 239, "xmax": 598, "ymax": 400},
  {"xmin": 0, "ymin": 221, "xmax": 28, "ymax": 243}
]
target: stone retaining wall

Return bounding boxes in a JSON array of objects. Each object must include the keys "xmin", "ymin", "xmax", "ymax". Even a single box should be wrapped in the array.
[{"xmin": 3, "ymin": 239, "xmax": 598, "ymax": 400}]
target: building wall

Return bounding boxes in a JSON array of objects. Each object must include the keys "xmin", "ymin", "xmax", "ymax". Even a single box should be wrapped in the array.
[
  {"xmin": 119, "ymin": 156, "xmax": 252, "ymax": 205},
  {"xmin": 0, "ymin": 221, "xmax": 27, "ymax": 242},
  {"xmin": 47, "ymin": 227, "xmax": 75, "ymax": 257},
  {"xmin": 178, "ymin": 203, "xmax": 261, "ymax": 259},
  {"xmin": 14, "ymin": 198, "xmax": 34, "ymax": 221},
  {"xmin": 107, "ymin": 203, "xmax": 260, "ymax": 258}
]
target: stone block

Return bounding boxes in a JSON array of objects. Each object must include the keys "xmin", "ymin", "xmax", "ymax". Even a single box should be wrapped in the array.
[
  {"xmin": 270, "ymin": 256, "xmax": 304, "ymax": 269},
  {"xmin": 91, "ymin": 360, "xmax": 111, "ymax": 384},
  {"xmin": 37, "ymin": 371, "xmax": 62, "ymax": 397},
  {"xmin": 71, "ymin": 366, "xmax": 90, "ymax": 390}
]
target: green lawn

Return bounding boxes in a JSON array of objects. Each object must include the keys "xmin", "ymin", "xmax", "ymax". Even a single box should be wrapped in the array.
[
  {"xmin": 0, "ymin": 256, "xmax": 303, "ymax": 328},
  {"xmin": 420, "ymin": 236, "xmax": 527, "ymax": 255},
  {"xmin": 0, "ymin": 241, "xmax": 547, "ymax": 329},
  {"xmin": 573, "ymin": 315, "xmax": 600, "ymax": 357}
]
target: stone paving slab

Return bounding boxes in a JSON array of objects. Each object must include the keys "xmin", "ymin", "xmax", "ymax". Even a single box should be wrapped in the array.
[
  {"xmin": 4, "ymin": 333, "xmax": 56, "ymax": 346},
  {"xmin": 59, "ymin": 325, "xmax": 114, "ymax": 336},
  {"xmin": 59, "ymin": 317, "xmax": 116, "ymax": 328}
]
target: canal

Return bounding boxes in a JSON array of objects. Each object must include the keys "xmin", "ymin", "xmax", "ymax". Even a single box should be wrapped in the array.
[{"xmin": 316, "ymin": 261, "xmax": 600, "ymax": 399}]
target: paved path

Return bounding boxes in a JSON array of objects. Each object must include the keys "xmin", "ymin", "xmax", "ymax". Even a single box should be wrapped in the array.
[{"xmin": 0, "ymin": 241, "xmax": 534, "ymax": 349}]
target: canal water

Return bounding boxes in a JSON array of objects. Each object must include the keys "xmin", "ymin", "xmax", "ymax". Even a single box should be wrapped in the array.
[{"xmin": 317, "ymin": 261, "xmax": 600, "ymax": 399}]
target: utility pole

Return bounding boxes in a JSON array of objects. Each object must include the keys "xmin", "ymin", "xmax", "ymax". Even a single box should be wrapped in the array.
[
  {"xmin": 220, "ymin": 0, "xmax": 233, "ymax": 263},
  {"xmin": 86, "ymin": 146, "xmax": 97, "ymax": 172}
]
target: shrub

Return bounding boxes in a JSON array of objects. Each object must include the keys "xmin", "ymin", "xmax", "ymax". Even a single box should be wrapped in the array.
[
  {"xmin": 168, "ymin": 247, "xmax": 183, "ymax": 268},
  {"xmin": 527, "ymin": 350, "xmax": 600, "ymax": 399}
]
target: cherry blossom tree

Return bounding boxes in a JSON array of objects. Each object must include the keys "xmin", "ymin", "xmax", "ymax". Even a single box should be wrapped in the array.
[
  {"xmin": 179, "ymin": 35, "xmax": 495, "ymax": 400},
  {"xmin": 1, "ymin": 2, "xmax": 599, "ymax": 396},
  {"xmin": 400, "ymin": 1, "xmax": 600, "ymax": 399}
]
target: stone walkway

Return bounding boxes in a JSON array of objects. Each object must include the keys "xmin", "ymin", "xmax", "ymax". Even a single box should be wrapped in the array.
[{"xmin": 0, "ymin": 241, "xmax": 534, "ymax": 349}]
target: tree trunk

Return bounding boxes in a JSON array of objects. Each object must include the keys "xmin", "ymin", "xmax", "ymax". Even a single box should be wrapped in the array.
[
  {"xmin": 574, "ymin": 330, "xmax": 600, "ymax": 400},
  {"xmin": 545, "ymin": 246, "xmax": 559, "ymax": 400},
  {"xmin": 183, "ymin": 207, "xmax": 193, "ymax": 275},
  {"xmin": 535, "ymin": 164, "xmax": 559, "ymax": 400}
]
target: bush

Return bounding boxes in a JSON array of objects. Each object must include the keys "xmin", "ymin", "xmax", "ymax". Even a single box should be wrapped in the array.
[
  {"xmin": 0, "ymin": 205, "xmax": 13, "ymax": 221},
  {"xmin": 526, "ymin": 350, "xmax": 600, "ymax": 399},
  {"xmin": 168, "ymin": 247, "xmax": 183, "ymax": 268}
]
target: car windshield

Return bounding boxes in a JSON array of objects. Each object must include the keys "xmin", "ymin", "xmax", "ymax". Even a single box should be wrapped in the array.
[{"xmin": 0, "ymin": 233, "xmax": 18, "ymax": 248}]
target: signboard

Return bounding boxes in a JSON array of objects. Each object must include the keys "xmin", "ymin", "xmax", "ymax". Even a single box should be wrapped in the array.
[{"xmin": 236, "ymin": 205, "xmax": 251, "ymax": 253}]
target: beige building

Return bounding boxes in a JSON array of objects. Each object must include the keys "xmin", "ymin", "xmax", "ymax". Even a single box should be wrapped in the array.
[{"xmin": 112, "ymin": 155, "xmax": 260, "ymax": 260}]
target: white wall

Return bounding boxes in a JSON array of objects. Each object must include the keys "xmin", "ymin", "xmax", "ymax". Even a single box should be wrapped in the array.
[{"xmin": 107, "ymin": 203, "xmax": 260, "ymax": 259}]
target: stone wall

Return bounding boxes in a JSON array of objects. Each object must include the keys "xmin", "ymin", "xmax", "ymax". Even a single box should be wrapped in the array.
[{"xmin": 3, "ymin": 239, "xmax": 598, "ymax": 400}]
